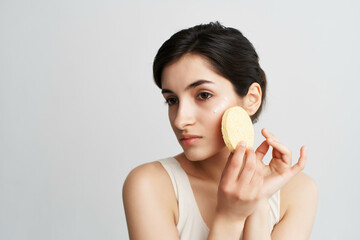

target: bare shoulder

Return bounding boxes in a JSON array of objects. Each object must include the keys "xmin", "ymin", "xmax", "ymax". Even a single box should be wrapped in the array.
[
  {"xmin": 122, "ymin": 161, "xmax": 179, "ymax": 239},
  {"xmin": 122, "ymin": 160, "xmax": 177, "ymax": 214},
  {"xmin": 273, "ymin": 172, "xmax": 318, "ymax": 239},
  {"xmin": 123, "ymin": 161, "xmax": 170, "ymax": 191},
  {"xmin": 281, "ymin": 172, "xmax": 318, "ymax": 208}
]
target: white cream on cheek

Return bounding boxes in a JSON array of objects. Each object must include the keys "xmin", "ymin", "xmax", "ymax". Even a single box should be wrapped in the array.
[{"xmin": 212, "ymin": 97, "xmax": 229, "ymax": 114}]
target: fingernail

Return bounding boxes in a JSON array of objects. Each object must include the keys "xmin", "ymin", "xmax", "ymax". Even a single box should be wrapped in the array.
[{"xmin": 239, "ymin": 141, "xmax": 246, "ymax": 147}]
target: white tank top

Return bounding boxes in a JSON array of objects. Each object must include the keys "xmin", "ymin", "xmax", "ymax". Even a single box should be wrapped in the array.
[{"xmin": 159, "ymin": 157, "xmax": 280, "ymax": 240}]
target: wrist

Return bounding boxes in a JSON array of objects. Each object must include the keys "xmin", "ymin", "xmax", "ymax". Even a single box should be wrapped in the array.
[
  {"xmin": 254, "ymin": 199, "xmax": 270, "ymax": 214},
  {"xmin": 243, "ymin": 200, "xmax": 271, "ymax": 239},
  {"xmin": 214, "ymin": 206, "xmax": 248, "ymax": 225},
  {"xmin": 208, "ymin": 213, "xmax": 245, "ymax": 240},
  {"xmin": 214, "ymin": 211, "xmax": 247, "ymax": 226}
]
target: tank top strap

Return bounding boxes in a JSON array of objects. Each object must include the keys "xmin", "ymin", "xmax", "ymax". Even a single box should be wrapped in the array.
[
  {"xmin": 269, "ymin": 189, "xmax": 281, "ymax": 227},
  {"xmin": 158, "ymin": 157, "xmax": 209, "ymax": 238}
]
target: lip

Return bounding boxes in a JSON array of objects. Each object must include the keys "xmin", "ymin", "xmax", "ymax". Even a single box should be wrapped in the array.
[{"xmin": 180, "ymin": 134, "xmax": 202, "ymax": 146}]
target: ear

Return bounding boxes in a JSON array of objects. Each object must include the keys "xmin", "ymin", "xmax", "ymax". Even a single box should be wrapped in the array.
[{"xmin": 240, "ymin": 83, "xmax": 262, "ymax": 116}]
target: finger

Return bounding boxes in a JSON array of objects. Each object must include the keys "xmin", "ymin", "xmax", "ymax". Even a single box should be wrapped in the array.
[
  {"xmin": 267, "ymin": 138, "xmax": 292, "ymax": 163},
  {"xmin": 262, "ymin": 128, "xmax": 279, "ymax": 141},
  {"xmin": 238, "ymin": 147, "xmax": 257, "ymax": 184},
  {"xmin": 255, "ymin": 140, "xmax": 270, "ymax": 162},
  {"xmin": 221, "ymin": 141, "xmax": 247, "ymax": 183},
  {"xmin": 250, "ymin": 161, "xmax": 263, "ymax": 186},
  {"xmin": 280, "ymin": 146, "xmax": 307, "ymax": 182},
  {"xmin": 248, "ymin": 168, "xmax": 264, "ymax": 200},
  {"xmin": 290, "ymin": 146, "xmax": 307, "ymax": 174}
]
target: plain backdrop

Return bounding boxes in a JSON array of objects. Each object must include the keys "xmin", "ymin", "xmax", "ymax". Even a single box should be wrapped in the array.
[{"xmin": 1, "ymin": 0, "xmax": 359, "ymax": 239}]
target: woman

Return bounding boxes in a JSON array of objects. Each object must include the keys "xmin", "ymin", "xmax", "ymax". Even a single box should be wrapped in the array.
[{"xmin": 123, "ymin": 22, "xmax": 318, "ymax": 239}]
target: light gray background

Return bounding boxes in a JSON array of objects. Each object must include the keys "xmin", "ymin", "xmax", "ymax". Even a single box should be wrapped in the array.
[{"xmin": 1, "ymin": 0, "xmax": 359, "ymax": 239}]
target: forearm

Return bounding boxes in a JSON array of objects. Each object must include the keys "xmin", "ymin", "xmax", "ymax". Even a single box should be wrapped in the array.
[
  {"xmin": 242, "ymin": 199, "xmax": 271, "ymax": 240},
  {"xmin": 207, "ymin": 214, "xmax": 245, "ymax": 240}
]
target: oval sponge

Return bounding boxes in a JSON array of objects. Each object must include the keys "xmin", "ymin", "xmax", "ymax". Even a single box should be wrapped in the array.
[{"xmin": 221, "ymin": 106, "xmax": 254, "ymax": 151}]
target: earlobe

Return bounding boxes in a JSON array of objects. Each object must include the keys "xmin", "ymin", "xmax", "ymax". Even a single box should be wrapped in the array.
[{"xmin": 242, "ymin": 83, "xmax": 262, "ymax": 116}]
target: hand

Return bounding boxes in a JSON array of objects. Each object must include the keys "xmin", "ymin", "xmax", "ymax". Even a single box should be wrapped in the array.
[
  {"xmin": 255, "ymin": 128, "xmax": 307, "ymax": 198},
  {"xmin": 216, "ymin": 141, "xmax": 264, "ymax": 222}
]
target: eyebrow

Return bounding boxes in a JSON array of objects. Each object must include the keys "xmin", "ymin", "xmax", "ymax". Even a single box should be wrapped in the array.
[{"xmin": 161, "ymin": 80, "xmax": 214, "ymax": 94}]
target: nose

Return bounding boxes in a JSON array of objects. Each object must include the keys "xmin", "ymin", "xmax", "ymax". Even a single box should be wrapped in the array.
[{"xmin": 173, "ymin": 100, "xmax": 196, "ymax": 130}]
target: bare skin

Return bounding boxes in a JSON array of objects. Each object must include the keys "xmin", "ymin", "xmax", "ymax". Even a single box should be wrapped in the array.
[{"xmin": 123, "ymin": 54, "xmax": 318, "ymax": 239}]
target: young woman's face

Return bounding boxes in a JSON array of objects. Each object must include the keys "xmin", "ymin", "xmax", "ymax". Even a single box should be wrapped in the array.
[{"xmin": 161, "ymin": 54, "xmax": 244, "ymax": 161}]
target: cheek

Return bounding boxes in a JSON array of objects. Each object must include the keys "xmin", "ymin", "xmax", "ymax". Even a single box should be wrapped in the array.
[
  {"xmin": 199, "ymin": 97, "xmax": 231, "ymax": 125},
  {"xmin": 204, "ymin": 97, "xmax": 236, "ymax": 138},
  {"xmin": 212, "ymin": 97, "xmax": 230, "ymax": 114},
  {"xmin": 203, "ymin": 113, "xmax": 226, "ymax": 150},
  {"xmin": 168, "ymin": 108, "xmax": 177, "ymax": 129}
]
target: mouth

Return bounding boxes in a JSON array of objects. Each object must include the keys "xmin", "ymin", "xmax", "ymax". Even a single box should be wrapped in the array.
[{"xmin": 180, "ymin": 135, "xmax": 202, "ymax": 146}]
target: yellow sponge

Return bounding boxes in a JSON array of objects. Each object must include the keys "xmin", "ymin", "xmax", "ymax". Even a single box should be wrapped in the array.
[{"xmin": 221, "ymin": 106, "xmax": 254, "ymax": 151}]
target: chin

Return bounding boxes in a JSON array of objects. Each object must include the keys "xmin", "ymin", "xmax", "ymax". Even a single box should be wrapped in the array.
[
  {"xmin": 182, "ymin": 146, "xmax": 224, "ymax": 161},
  {"xmin": 181, "ymin": 148, "xmax": 206, "ymax": 161}
]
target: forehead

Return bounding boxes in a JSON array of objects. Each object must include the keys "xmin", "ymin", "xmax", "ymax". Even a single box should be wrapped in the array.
[{"xmin": 161, "ymin": 54, "xmax": 234, "ymax": 92}]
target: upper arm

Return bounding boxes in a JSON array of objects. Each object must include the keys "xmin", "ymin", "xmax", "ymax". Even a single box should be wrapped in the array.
[
  {"xmin": 271, "ymin": 172, "xmax": 318, "ymax": 240},
  {"xmin": 122, "ymin": 162, "xmax": 180, "ymax": 240}
]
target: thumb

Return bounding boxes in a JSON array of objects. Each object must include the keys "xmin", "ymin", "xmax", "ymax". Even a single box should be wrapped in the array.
[{"xmin": 255, "ymin": 140, "xmax": 269, "ymax": 163}]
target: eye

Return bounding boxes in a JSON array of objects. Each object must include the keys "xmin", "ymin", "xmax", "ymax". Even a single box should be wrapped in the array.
[
  {"xmin": 164, "ymin": 92, "xmax": 212, "ymax": 106},
  {"xmin": 165, "ymin": 97, "xmax": 178, "ymax": 106},
  {"xmin": 198, "ymin": 92, "xmax": 213, "ymax": 100}
]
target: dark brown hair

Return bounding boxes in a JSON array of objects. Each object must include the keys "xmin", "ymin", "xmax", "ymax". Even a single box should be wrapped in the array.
[{"xmin": 153, "ymin": 21, "xmax": 267, "ymax": 123}]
